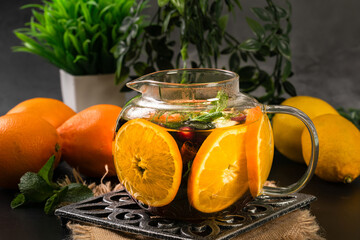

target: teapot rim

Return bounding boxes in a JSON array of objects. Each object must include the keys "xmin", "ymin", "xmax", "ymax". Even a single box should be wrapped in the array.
[{"xmin": 126, "ymin": 68, "xmax": 239, "ymax": 91}]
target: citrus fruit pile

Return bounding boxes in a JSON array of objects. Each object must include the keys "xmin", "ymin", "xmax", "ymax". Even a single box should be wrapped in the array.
[
  {"xmin": 113, "ymin": 106, "xmax": 273, "ymax": 213},
  {"xmin": 58, "ymin": 104, "xmax": 121, "ymax": 177},
  {"xmin": 0, "ymin": 98, "xmax": 73, "ymax": 188},
  {"xmin": 301, "ymin": 114, "xmax": 360, "ymax": 183},
  {"xmin": 272, "ymin": 96, "xmax": 339, "ymax": 163},
  {"xmin": 273, "ymin": 96, "xmax": 360, "ymax": 183},
  {"xmin": 0, "ymin": 97, "xmax": 122, "ymax": 189}
]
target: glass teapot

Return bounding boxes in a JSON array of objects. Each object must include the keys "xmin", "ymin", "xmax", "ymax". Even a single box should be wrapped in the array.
[{"xmin": 112, "ymin": 68, "xmax": 318, "ymax": 220}]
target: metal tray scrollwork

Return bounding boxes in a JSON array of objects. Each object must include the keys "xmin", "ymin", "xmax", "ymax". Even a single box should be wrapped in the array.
[{"xmin": 55, "ymin": 189, "xmax": 316, "ymax": 240}]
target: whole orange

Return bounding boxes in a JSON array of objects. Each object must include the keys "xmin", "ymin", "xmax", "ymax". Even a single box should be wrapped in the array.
[
  {"xmin": 0, "ymin": 113, "xmax": 61, "ymax": 189},
  {"xmin": 7, "ymin": 97, "xmax": 76, "ymax": 128},
  {"xmin": 57, "ymin": 104, "xmax": 122, "ymax": 177}
]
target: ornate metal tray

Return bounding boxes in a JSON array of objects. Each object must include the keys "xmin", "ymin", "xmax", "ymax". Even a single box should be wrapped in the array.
[{"xmin": 55, "ymin": 189, "xmax": 316, "ymax": 239}]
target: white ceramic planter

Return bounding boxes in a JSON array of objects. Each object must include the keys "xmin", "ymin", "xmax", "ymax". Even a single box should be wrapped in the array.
[{"xmin": 59, "ymin": 70, "xmax": 136, "ymax": 112}]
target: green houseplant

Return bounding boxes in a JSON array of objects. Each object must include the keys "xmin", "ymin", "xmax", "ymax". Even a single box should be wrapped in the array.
[
  {"xmin": 116, "ymin": 0, "xmax": 294, "ymax": 104},
  {"xmin": 14, "ymin": 0, "xmax": 146, "ymax": 111}
]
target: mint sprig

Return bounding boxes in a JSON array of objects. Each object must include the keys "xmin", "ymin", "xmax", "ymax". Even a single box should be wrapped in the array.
[
  {"xmin": 11, "ymin": 155, "xmax": 93, "ymax": 214},
  {"xmin": 191, "ymin": 90, "xmax": 228, "ymax": 123}
]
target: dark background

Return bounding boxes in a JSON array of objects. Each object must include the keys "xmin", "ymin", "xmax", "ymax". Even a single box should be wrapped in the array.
[
  {"xmin": 0, "ymin": 1, "xmax": 360, "ymax": 240},
  {"xmin": 1, "ymin": 0, "xmax": 359, "ymax": 115}
]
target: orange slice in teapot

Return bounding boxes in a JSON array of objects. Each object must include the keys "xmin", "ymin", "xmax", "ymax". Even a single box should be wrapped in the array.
[
  {"xmin": 245, "ymin": 106, "xmax": 274, "ymax": 197},
  {"xmin": 113, "ymin": 119, "xmax": 182, "ymax": 207},
  {"xmin": 187, "ymin": 125, "xmax": 249, "ymax": 213}
]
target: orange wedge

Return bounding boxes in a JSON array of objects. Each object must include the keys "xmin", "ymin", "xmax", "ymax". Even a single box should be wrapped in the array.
[
  {"xmin": 113, "ymin": 119, "xmax": 182, "ymax": 207},
  {"xmin": 187, "ymin": 125, "xmax": 249, "ymax": 213},
  {"xmin": 245, "ymin": 107, "xmax": 274, "ymax": 197}
]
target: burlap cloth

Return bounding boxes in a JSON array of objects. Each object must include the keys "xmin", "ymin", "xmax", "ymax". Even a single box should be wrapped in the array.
[{"xmin": 64, "ymin": 180, "xmax": 325, "ymax": 240}]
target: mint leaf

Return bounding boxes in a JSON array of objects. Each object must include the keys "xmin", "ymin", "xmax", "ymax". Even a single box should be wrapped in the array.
[
  {"xmin": 11, "ymin": 193, "xmax": 26, "ymax": 209},
  {"xmin": 38, "ymin": 155, "xmax": 56, "ymax": 186},
  {"xmin": 44, "ymin": 187, "xmax": 68, "ymax": 214},
  {"xmin": 212, "ymin": 90, "xmax": 229, "ymax": 112},
  {"xmin": 61, "ymin": 183, "xmax": 93, "ymax": 203},
  {"xmin": 12, "ymin": 155, "xmax": 93, "ymax": 215},
  {"xmin": 192, "ymin": 112, "xmax": 223, "ymax": 122},
  {"xmin": 189, "ymin": 90, "xmax": 228, "ymax": 124},
  {"xmin": 18, "ymin": 172, "xmax": 55, "ymax": 203}
]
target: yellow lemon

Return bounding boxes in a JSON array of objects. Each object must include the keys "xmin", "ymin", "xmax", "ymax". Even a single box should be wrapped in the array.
[
  {"xmin": 272, "ymin": 96, "xmax": 339, "ymax": 163},
  {"xmin": 301, "ymin": 114, "xmax": 360, "ymax": 183}
]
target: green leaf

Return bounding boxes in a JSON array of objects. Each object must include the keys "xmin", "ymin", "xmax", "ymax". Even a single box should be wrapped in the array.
[
  {"xmin": 259, "ymin": 72, "xmax": 272, "ymax": 91},
  {"xmin": 239, "ymin": 39, "xmax": 261, "ymax": 52},
  {"xmin": 37, "ymin": 155, "xmax": 56, "ymax": 186},
  {"xmin": 283, "ymin": 81, "xmax": 296, "ymax": 96},
  {"xmin": 115, "ymin": 65, "xmax": 129, "ymax": 85},
  {"xmin": 275, "ymin": 6, "xmax": 288, "ymax": 18},
  {"xmin": 158, "ymin": 0, "xmax": 170, "ymax": 7},
  {"xmin": 282, "ymin": 60, "xmax": 292, "ymax": 80},
  {"xmin": 229, "ymin": 52, "xmax": 240, "ymax": 71},
  {"xmin": 213, "ymin": 90, "xmax": 229, "ymax": 112},
  {"xmin": 170, "ymin": 0, "xmax": 185, "ymax": 15},
  {"xmin": 11, "ymin": 194, "xmax": 26, "ymax": 209},
  {"xmin": 192, "ymin": 112, "xmax": 223, "ymax": 122},
  {"xmin": 218, "ymin": 15, "xmax": 229, "ymax": 32},
  {"xmin": 163, "ymin": 10, "xmax": 176, "ymax": 33},
  {"xmin": 44, "ymin": 187, "xmax": 68, "ymax": 215},
  {"xmin": 220, "ymin": 47, "xmax": 233, "ymax": 55},
  {"xmin": 277, "ymin": 37, "xmax": 291, "ymax": 60},
  {"xmin": 246, "ymin": 17, "xmax": 265, "ymax": 39},
  {"xmin": 74, "ymin": 55, "xmax": 88, "ymax": 64},
  {"xmin": 186, "ymin": 121, "xmax": 215, "ymax": 130},
  {"xmin": 20, "ymin": 4, "xmax": 44, "ymax": 10},
  {"xmin": 233, "ymin": 0, "xmax": 242, "ymax": 10},
  {"xmin": 180, "ymin": 41, "xmax": 188, "ymax": 61},
  {"xmin": 240, "ymin": 51, "xmax": 248, "ymax": 61},
  {"xmin": 269, "ymin": 36, "xmax": 279, "ymax": 51},
  {"xmin": 18, "ymin": 172, "xmax": 55, "ymax": 203},
  {"xmin": 61, "ymin": 183, "xmax": 93, "ymax": 203},
  {"xmin": 134, "ymin": 62, "xmax": 147, "ymax": 76},
  {"xmin": 240, "ymin": 80, "xmax": 256, "ymax": 90},
  {"xmin": 251, "ymin": 7, "xmax": 272, "ymax": 21},
  {"xmin": 238, "ymin": 66, "xmax": 256, "ymax": 80}
]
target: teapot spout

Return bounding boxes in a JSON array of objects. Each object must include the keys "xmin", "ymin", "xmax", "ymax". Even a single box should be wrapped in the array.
[{"xmin": 126, "ymin": 80, "xmax": 147, "ymax": 93}]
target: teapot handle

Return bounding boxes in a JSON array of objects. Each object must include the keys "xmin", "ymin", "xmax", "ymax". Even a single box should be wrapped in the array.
[{"xmin": 262, "ymin": 105, "xmax": 319, "ymax": 196}]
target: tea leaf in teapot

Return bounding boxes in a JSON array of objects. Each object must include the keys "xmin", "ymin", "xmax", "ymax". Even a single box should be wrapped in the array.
[
  {"xmin": 211, "ymin": 90, "xmax": 229, "ymax": 112},
  {"xmin": 185, "ymin": 121, "xmax": 216, "ymax": 130},
  {"xmin": 192, "ymin": 112, "xmax": 223, "ymax": 123},
  {"xmin": 188, "ymin": 90, "xmax": 229, "ymax": 124}
]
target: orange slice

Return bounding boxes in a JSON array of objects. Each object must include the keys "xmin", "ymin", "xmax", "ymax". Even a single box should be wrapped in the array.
[
  {"xmin": 187, "ymin": 125, "xmax": 249, "ymax": 213},
  {"xmin": 245, "ymin": 107, "xmax": 274, "ymax": 197},
  {"xmin": 150, "ymin": 112, "xmax": 184, "ymax": 123},
  {"xmin": 113, "ymin": 119, "xmax": 182, "ymax": 207}
]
